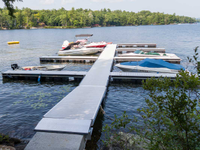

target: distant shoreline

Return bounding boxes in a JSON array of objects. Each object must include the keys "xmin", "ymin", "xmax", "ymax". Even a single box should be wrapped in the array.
[{"xmin": 0, "ymin": 23, "xmax": 198, "ymax": 30}]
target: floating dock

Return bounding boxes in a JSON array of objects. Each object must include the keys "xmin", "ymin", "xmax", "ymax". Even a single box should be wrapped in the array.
[
  {"xmin": 1, "ymin": 42, "xmax": 182, "ymax": 150},
  {"xmin": 2, "ymin": 70, "xmax": 177, "ymax": 82},
  {"xmin": 25, "ymin": 44, "xmax": 117, "ymax": 150},
  {"xmin": 39, "ymin": 56, "xmax": 181, "ymax": 64},
  {"xmin": 40, "ymin": 56, "xmax": 98, "ymax": 63},
  {"xmin": 117, "ymin": 43, "xmax": 156, "ymax": 48},
  {"xmin": 116, "ymin": 48, "xmax": 166, "ymax": 53}
]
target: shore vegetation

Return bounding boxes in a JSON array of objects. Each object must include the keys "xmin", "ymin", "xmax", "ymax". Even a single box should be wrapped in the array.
[
  {"xmin": 0, "ymin": 7, "xmax": 196, "ymax": 29},
  {"xmin": 103, "ymin": 47, "xmax": 200, "ymax": 150}
]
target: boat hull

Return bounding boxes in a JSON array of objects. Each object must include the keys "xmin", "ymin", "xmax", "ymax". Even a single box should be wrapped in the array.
[
  {"xmin": 118, "ymin": 53, "xmax": 177, "ymax": 58},
  {"xmin": 21, "ymin": 65, "xmax": 66, "ymax": 71},
  {"xmin": 58, "ymin": 48, "xmax": 102, "ymax": 56},
  {"xmin": 115, "ymin": 64, "xmax": 179, "ymax": 74}
]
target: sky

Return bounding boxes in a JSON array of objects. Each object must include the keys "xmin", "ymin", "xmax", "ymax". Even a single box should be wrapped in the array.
[{"xmin": 0, "ymin": 0, "xmax": 199, "ymax": 18}]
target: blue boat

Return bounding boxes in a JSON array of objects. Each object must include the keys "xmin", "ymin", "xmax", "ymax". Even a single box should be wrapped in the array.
[{"xmin": 115, "ymin": 58, "xmax": 185, "ymax": 73}]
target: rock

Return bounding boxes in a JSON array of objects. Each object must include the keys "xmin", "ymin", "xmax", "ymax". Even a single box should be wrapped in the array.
[
  {"xmin": 0, "ymin": 145, "xmax": 16, "ymax": 150},
  {"xmin": 103, "ymin": 132, "xmax": 149, "ymax": 150}
]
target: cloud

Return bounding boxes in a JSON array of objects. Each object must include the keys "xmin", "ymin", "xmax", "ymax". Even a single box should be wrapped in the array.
[
  {"xmin": 61, "ymin": 0, "xmax": 76, "ymax": 4},
  {"xmin": 40, "ymin": 0, "xmax": 54, "ymax": 4},
  {"xmin": 91, "ymin": 0, "xmax": 124, "ymax": 2}
]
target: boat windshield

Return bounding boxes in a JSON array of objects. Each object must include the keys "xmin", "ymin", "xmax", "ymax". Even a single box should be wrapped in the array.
[
  {"xmin": 134, "ymin": 50, "xmax": 144, "ymax": 54},
  {"xmin": 145, "ymin": 51, "xmax": 160, "ymax": 55}
]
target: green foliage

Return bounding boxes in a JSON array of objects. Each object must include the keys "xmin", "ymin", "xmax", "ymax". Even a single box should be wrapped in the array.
[
  {"xmin": 102, "ymin": 112, "xmax": 133, "ymax": 149},
  {"xmin": 0, "ymin": 133, "xmax": 9, "ymax": 143},
  {"xmin": 187, "ymin": 46, "xmax": 199, "ymax": 74},
  {"xmin": 2, "ymin": 0, "xmax": 22, "ymax": 17},
  {"xmin": 103, "ymin": 47, "xmax": 200, "ymax": 150},
  {"xmin": 0, "ymin": 7, "xmax": 196, "ymax": 29},
  {"xmin": 138, "ymin": 70, "xmax": 200, "ymax": 149}
]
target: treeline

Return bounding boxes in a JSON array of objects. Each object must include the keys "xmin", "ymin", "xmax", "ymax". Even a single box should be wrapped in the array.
[{"xmin": 0, "ymin": 7, "xmax": 196, "ymax": 29}]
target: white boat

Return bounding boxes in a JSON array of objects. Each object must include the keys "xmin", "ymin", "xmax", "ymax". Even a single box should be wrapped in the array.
[
  {"xmin": 62, "ymin": 34, "xmax": 111, "ymax": 49},
  {"xmin": 115, "ymin": 58, "xmax": 185, "ymax": 74},
  {"xmin": 11, "ymin": 64, "xmax": 66, "ymax": 71},
  {"xmin": 62, "ymin": 34, "xmax": 93, "ymax": 49},
  {"xmin": 85, "ymin": 41, "xmax": 111, "ymax": 48},
  {"xmin": 59, "ymin": 42, "xmax": 102, "ymax": 56},
  {"xmin": 58, "ymin": 47, "xmax": 102, "ymax": 56},
  {"xmin": 118, "ymin": 50, "xmax": 177, "ymax": 58}
]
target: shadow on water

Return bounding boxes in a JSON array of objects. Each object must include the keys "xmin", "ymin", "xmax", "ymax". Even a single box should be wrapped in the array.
[
  {"xmin": 85, "ymin": 88, "xmax": 109, "ymax": 150},
  {"xmin": 86, "ymin": 83, "xmax": 144, "ymax": 149}
]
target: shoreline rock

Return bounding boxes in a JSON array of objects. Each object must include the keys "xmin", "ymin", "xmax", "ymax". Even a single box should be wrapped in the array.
[{"xmin": 0, "ymin": 134, "xmax": 28, "ymax": 150}]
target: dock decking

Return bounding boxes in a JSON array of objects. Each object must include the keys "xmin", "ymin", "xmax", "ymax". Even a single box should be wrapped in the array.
[
  {"xmin": 2, "ymin": 70, "xmax": 177, "ymax": 81},
  {"xmin": 117, "ymin": 43, "xmax": 156, "ymax": 47},
  {"xmin": 25, "ymin": 44, "xmax": 117, "ymax": 150},
  {"xmin": 39, "ymin": 55, "xmax": 181, "ymax": 64},
  {"xmin": 116, "ymin": 48, "xmax": 165, "ymax": 53},
  {"xmin": 40, "ymin": 56, "xmax": 98, "ymax": 63},
  {"xmin": 2, "ymin": 42, "xmax": 182, "ymax": 150}
]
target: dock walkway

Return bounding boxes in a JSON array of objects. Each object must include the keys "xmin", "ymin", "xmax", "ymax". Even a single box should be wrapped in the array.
[
  {"xmin": 3, "ymin": 70, "xmax": 177, "ymax": 81},
  {"xmin": 116, "ymin": 48, "xmax": 165, "ymax": 53},
  {"xmin": 39, "ymin": 55, "xmax": 181, "ymax": 64},
  {"xmin": 25, "ymin": 44, "xmax": 117, "ymax": 150}
]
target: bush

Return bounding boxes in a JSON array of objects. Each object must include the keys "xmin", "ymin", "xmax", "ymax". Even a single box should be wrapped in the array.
[{"xmin": 103, "ymin": 47, "xmax": 200, "ymax": 150}]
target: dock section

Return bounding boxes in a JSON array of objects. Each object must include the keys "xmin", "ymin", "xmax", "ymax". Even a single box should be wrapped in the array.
[
  {"xmin": 3, "ymin": 70, "xmax": 177, "ymax": 82},
  {"xmin": 25, "ymin": 44, "xmax": 117, "ymax": 150},
  {"xmin": 39, "ymin": 56, "xmax": 180, "ymax": 64},
  {"xmin": 40, "ymin": 56, "xmax": 98, "ymax": 63},
  {"xmin": 117, "ymin": 43, "xmax": 156, "ymax": 48},
  {"xmin": 116, "ymin": 48, "xmax": 165, "ymax": 53},
  {"xmin": 2, "ymin": 70, "xmax": 86, "ymax": 81}
]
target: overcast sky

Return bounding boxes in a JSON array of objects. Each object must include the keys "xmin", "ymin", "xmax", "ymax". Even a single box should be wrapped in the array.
[{"xmin": 0, "ymin": 0, "xmax": 199, "ymax": 18}]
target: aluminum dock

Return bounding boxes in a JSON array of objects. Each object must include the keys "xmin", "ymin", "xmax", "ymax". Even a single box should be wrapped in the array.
[
  {"xmin": 2, "ymin": 70, "xmax": 177, "ymax": 82},
  {"xmin": 116, "ymin": 48, "xmax": 165, "ymax": 53},
  {"xmin": 40, "ymin": 56, "xmax": 98, "ymax": 63},
  {"xmin": 25, "ymin": 44, "xmax": 117, "ymax": 150},
  {"xmin": 1, "ymin": 43, "xmax": 182, "ymax": 150},
  {"xmin": 117, "ymin": 43, "xmax": 156, "ymax": 47},
  {"xmin": 39, "ymin": 56, "xmax": 181, "ymax": 64}
]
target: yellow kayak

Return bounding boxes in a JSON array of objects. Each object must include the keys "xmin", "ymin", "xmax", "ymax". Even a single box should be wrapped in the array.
[{"xmin": 7, "ymin": 41, "xmax": 20, "ymax": 44}]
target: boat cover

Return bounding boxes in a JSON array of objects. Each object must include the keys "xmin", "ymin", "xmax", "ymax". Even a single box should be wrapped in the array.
[{"xmin": 120, "ymin": 58, "xmax": 185, "ymax": 70}]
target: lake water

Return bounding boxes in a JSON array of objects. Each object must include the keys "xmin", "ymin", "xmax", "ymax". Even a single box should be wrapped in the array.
[{"xmin": 0, "ymin": 24, "xmax": 200, "ymax": 149}]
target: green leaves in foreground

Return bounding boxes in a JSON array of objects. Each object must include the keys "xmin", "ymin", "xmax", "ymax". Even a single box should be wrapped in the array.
[
  {"xmin": 139, "ymin": 70, "xmax": 200, "ymax": 150},
  {"xmin": 103, "ymin": 47, "xmax": 200, "ymax": 150}
]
